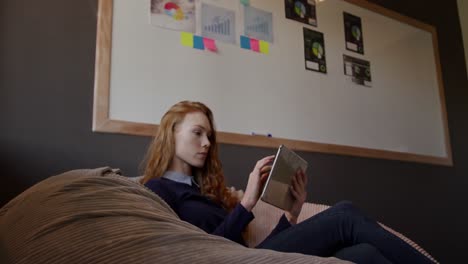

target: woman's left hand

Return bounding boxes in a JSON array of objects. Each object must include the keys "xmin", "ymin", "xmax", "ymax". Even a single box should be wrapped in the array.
[{"xmin": 285, "ymin": 169, "xmax": 308, "ymax": 225}]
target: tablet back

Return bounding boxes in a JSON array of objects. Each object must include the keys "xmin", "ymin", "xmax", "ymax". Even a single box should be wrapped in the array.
[{"xmin": 260, "ymin": 145, "xmax": 308, "ymax": 211}]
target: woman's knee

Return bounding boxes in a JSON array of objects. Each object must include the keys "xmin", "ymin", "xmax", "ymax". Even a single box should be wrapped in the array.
[
  {"xmin": 331, "ymin": 200, "xmax": 372, "ymax": 220},
  {"xmin": 333, "ymin": 200, "xmax": 358, "ymax": 212}
]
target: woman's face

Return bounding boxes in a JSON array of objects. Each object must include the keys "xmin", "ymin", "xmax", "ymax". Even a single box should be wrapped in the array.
[{"xmin": 170, "ymin": 111, "xmax": 212, "ymax": 175}]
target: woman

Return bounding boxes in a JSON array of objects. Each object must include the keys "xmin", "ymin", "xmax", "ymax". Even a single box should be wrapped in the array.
[{"xmin": 141, "ymin": 101, "xmax": 434, "ymax": 264}]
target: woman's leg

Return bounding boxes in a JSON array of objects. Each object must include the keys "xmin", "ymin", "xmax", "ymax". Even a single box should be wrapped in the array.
[
  {"xmin": 256, "ymin": 201, "xmax": 434, "ymax": 264},
  {"xmin": 334, "ymin": 243, "xmax": 392, "ymax": 264}
]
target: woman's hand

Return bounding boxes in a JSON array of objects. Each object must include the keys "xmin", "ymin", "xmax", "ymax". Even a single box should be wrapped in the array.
[
  {"xmin": 285, "ymin": 169, "xmax": 308, "ymax": 225},
  {"xmin": 240, "ymin": 155, "xmax": 275, "ymax": 211}
]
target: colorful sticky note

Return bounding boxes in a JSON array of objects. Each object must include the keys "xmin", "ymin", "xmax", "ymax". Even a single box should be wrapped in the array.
[
  {"xmin": 203, "ymin": 37, "xmax": 217, "ymax": 52},
  {"xmin": 240, "ymin": 35, "xmax": 251, "ymax": 50},
  {"xmin": 193, "ymin": 35, "xmax": 205, "ymax": 50},
  {"xmin": 259, "ymin": 40, "xmax": 269, "ymax": 54},
  {"xmin": 240, "ymin": 0, "xmax": 250, "ymax": 5},
  {"xmin": 180, "ymin": 32, "xmax": 194, "ymax": 47},
  {"xmin": 250, "ymin": 38, "xmax": 260, "ymax": 52}
]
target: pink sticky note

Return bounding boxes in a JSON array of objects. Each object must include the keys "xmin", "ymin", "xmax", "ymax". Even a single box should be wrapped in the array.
[
  {"xmin": 203, "ymin": 38, "xmax": 217, "ymax": 52},
  {"xmin": 250, "ymin": 38, "xmax": 260, "ymax": 52}
]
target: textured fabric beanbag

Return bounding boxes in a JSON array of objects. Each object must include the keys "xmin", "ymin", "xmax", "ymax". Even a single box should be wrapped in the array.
[{"xmin": 0, "ymin": 168, "xmax": 349, "ymax": 264}]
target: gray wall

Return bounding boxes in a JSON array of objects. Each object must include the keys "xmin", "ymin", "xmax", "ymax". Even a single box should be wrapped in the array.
[{"xmin": 1, "ymin": 0, "xmax": 467, "ymax": 262}]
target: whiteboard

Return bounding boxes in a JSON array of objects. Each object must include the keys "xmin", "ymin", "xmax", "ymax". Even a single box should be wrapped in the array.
[{"xmin": 93, "ymin": 0, "xmax": 452, "ymax": 166}]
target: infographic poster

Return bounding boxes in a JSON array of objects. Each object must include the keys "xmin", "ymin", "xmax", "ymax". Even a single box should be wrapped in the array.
[
  {"xmin": 343, "ymin": 55, "xmax": 372, "ymax": 87},
  {"xmin": 150, "ymin": 0, "xmax": 196, "ymax": 32},
  {"xmin": 344, "ymin": 12, "xmax": 364, "ymax": 54},
  {"xmin": 285, "ymin": 0, "xmax": 317, "ymax": 27},
  {"xmin": 303, "ymin": 28, "xmax": 327, "ymax": 73}
]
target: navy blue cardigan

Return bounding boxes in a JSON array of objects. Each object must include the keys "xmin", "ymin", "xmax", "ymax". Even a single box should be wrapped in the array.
[{"xmin": 145, "ymin": 177, "xmax": 291, "ymax": 246}]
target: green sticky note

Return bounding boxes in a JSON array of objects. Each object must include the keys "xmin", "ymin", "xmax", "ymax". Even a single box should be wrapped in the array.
[
  {"xmin": 259, "ymin": 40, "xmax": 269, "ymax": 54},
  {"xmin": 181, "ymin": 32, "xmax": 194, "ymax": 47}
]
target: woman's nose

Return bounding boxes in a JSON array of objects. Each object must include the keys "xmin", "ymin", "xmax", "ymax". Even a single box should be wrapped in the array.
[{"xmin": 202, "ymin": 136, "xmax": 211, "ymax": 148}]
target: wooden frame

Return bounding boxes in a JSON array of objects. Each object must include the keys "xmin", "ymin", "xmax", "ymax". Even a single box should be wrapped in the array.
[{"xmin": 93, "ymin": 0, "xmax": 452, "ymax": 166}]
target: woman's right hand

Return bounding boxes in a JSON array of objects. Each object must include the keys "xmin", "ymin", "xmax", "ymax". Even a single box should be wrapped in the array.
[{"xmin": 240, "ymin": 155, "xmax": 275, "ymax": 211}]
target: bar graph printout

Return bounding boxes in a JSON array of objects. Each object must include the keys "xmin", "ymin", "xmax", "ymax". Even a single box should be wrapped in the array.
[
  {"xmin": 201, "ymin": 3, "xmax": 236, "ymax": 44},
  {"xmin": 244, "ymin": 5, "xmax": 273, "ymax": 43}
]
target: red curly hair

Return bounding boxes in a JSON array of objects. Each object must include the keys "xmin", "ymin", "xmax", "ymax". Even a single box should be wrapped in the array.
[{"xmin": 141, "ymin": 101, "xmax": 238, "ymax": 211}]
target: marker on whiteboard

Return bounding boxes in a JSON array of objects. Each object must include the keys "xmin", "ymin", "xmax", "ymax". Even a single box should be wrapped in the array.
[{"xmin": 251, "ymin": 132, "xmax": 272, "ymax": 137}]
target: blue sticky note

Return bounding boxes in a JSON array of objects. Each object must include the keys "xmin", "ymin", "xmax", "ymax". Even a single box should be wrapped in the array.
[
  {"xmin": 240, "ymin": 35, "xmax": 251, "ymax": 50},
  {"xmin": 193, "ymin": 35, "xmax": 205, "ymax": 50}
]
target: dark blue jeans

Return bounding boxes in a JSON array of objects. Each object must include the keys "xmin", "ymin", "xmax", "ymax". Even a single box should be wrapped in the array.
[{"xmin": 256, "ymin": 201, "xmax": 434, "ymax": 264}]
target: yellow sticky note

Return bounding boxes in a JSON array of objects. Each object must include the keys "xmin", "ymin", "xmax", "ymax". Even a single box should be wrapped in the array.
[
  {"xmin": 180, "ymin": 32, "xmax": 194, "ymax": 47},
  {"xmin": 259, "ymin": 40, "xmax": 269, "ymax": 54}
]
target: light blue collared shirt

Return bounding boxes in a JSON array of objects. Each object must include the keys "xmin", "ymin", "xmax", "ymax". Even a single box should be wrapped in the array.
[{"xmin": 162, "ymin": 171, "xmax": 199, "ymax": 187}]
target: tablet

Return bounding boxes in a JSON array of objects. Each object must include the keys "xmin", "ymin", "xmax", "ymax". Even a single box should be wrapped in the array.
[{"xmin": 260, "ymin": 145, "xmax": 308, "ymax": 211}]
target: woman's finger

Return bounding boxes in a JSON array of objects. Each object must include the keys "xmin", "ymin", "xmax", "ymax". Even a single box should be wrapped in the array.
[
  {"xmin": 295, "ymin": 177, "xmax": 307, "ymax": 201},
  {"xmin": 260, "ymin": 165, "xmax": 272, "ymax": 174},
  {"xmin": 260, "ymin": 172, "xmax": 269, "ymax": 183},
  {"xmin": 291, "ymin": 174, "xmax": 301, "ymax": 193},
  {"xmin": 301, "ymin": 170, "xmax": 308, "ymax": 186},
  {"xmin": 289, "ymin": 185, "xmax": 300, "ymax": 200},
  {"xmin": 255, "ymin": 155, "xmax": 275, "ymax": 171},
  {"xmin": 296, "ymin": 169, "xmax": 304, "ymax": 187},
  {"xmin": 296, "ymin": 170, "xmax": 308, "ymax": 194},
  {"xmin": 292, "ymin": 180, "xmax": 306, "ymax": 200}
]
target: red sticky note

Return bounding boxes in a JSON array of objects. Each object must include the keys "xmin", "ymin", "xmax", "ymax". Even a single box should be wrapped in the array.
[
  {"xmin": 203, "ymin": 37, "xmax": 217, "ymax": 52},
  {"xmin": 250, "ymin": 38, "xmax": 260, "ymax": 52}
]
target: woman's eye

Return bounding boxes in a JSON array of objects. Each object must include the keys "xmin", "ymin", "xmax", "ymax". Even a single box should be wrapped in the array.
[{"xmin": 193, "ymin": 131, "xmax": 202, "ymax": 136}]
